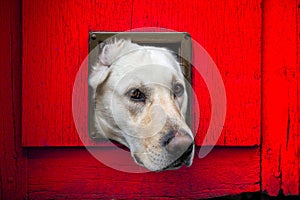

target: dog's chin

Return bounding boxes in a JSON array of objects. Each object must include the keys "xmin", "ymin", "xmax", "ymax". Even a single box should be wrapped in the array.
[
  {"xmin": 134, "ymin": 144, "xmax": 194, "ymax": 172},
  {"xmin": 132, "ymin": 144, "xmax": 194, "ymax": 171},
  {"xmin": 161, "ymin": 144, "xmax": 194, "ymax": 171}
]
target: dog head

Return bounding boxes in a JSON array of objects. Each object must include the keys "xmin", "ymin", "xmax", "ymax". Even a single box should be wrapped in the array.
[{"xmin": 89, "ymin": 39, "xmax": 194, "ymax": 171}]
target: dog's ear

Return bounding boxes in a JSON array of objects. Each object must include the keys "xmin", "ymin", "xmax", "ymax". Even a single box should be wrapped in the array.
[
  {"xmin": 89, "ymin": 59, "xmax": 110, "ymax": 93},
  {"xmin": 99, "ymin": 38, "xmax": 128, "ymax": 66},
  {"xmin": 89, "ymin": 39, "xmax": 131, "ymax": 90},
  {"xmin": 89, "ymin": 38, "xmax": 141, "ymax": 93}
]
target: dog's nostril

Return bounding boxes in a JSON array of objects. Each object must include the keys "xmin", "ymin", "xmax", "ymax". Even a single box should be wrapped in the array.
[
  {"xmin": 162, "ymin": 131, "xmax": 175, "ymax": 147},
  {"xmin": 184, "ymin": 143, "xmax": 194, "ymax": 155}
]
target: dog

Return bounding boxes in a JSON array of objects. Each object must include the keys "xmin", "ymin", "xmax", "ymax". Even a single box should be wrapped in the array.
[{"xmin": 89, "ymin": 39, "xmax": 194, "ymax": 171}]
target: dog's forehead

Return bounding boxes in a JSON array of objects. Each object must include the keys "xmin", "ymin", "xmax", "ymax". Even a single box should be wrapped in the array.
[
  {"xmin": 114, "ymin": 48, "xmax": 181, "ymax": 73},
  {"xmin": 109, "ymin": 53, "xmax": 183, "ymax": 92},
  {"xmin": 111, "ymin": 48, "xmax": 183, "ymax": 82}
]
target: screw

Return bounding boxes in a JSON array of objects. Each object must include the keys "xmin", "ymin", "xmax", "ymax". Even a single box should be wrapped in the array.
[
  {"xmin": 90, "ymin": 131, "xmax": 97, "ymax": 138},
  {"xmin": 184, "ymin": 33, "xmax": 190, "ymax": 40},
  {"xmin": 91, "ymin": 33, "xmax": 97, "ymax": 40}
]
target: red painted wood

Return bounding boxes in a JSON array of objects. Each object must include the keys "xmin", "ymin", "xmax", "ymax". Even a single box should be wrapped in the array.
[
  {"xmin": 0, "ymin": 1, "xmax": 300, "ymax": 199},
  {"xmin": 27, "ymin": 147, "xmax": 260, "ymax": 199},
  {"xmin": 0, "ymin": 0, "xmax": 28, "ymax": 199},
  {"xmin": 298, "ymin": 0, "xmax": 300, "ymax": 195},
  {"xmin": 1, "ymin": 0, "xmax": 299, "ymax": 198},
  {"xmin": 22, "ymin": 0, "xmax": 261, "ymax": 147},
  {"xmin": 261, "ymin": 0, "xmax": 299, "ymax": 196}
]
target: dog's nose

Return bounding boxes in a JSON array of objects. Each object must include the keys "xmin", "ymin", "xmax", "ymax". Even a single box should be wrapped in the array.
[{"xmin": 162, "ymin": 130, "xmax": 193, "ymax": 155}]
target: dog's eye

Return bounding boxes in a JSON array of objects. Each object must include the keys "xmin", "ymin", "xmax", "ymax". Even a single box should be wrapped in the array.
[
  {"xmin": 173, "ymin": 82, "xmax": 184, "ymax": 97},
  {"xmin": 127, "ymin": 89, "xmax": 146, "ymax": 102}
]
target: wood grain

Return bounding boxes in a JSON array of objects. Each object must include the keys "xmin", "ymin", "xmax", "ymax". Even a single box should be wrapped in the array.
[
  {"xmin": 298, "ymin": 0, "xmax": 300, "ymax": 196},
  {"xmin": 0, "ymin": 0, "xmax": 28, "ymax": 199},
  {"xmin": 22, "ymin": 0, "xmax": 261, "ymax": 147},
  {"xmin": 27, "ymin": 147, "xmax": 260, "ymax": 199},
  {"xmin": 261, "ymin": 0, "xmax": 299, "ymax": 196},
  {"xmin": 0, "ymin": 0, "xmax": 295, "ymax": 198}
]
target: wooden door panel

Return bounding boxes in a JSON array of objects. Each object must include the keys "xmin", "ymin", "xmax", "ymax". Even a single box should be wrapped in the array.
[{"xmin": 27, "ymin": 147, "xmax": 260, "ymax": 199}]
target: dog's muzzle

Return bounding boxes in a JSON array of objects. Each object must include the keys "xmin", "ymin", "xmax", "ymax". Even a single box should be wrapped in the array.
[{"xmin": 161, "ymin": 130, "xmax": 194, "ymax": 170}]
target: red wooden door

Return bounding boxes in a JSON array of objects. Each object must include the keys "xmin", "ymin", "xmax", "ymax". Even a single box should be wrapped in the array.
[
  {"xmin": 21, "ymin": 0, "xmax": 261, "ymax": 198},
  {"xmin": 0, "ymin": 0, "xmax": 299, "ymax": 199},
  {"xmin": 22, "ymin": 0, "xmax": 261, "ymax": 147}
]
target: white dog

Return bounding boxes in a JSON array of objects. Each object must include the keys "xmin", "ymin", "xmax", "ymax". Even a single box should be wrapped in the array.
[{"xmin": 89, "ymin": 39, "xmax": 194, "ymax": 171}]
